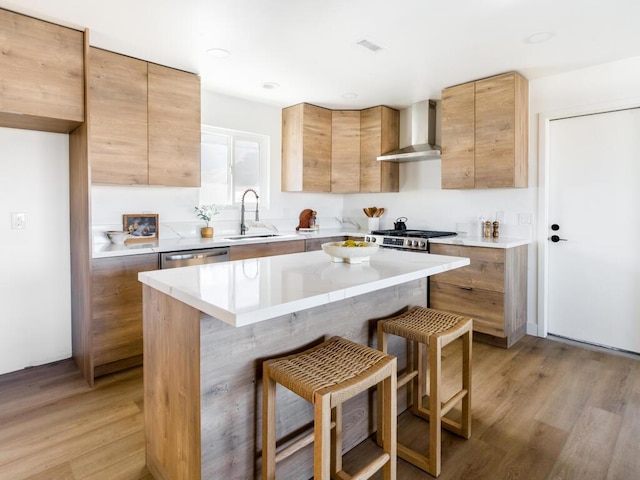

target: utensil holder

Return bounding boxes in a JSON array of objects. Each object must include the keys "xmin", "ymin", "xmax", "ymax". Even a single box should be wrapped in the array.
[{"xmin": 367, "ymin": 217, "xmax": 380, "ymax": 232}]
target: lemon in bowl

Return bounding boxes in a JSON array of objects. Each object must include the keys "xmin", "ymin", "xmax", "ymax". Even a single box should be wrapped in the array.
[{"xmin": 321, "ymin": 240, "xmax": 379, "ymax": 264}]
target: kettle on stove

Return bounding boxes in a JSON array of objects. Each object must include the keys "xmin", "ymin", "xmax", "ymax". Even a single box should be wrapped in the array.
[{"xmin": 394, "ymin": 217, "xmax": 407, "ymax": 230}]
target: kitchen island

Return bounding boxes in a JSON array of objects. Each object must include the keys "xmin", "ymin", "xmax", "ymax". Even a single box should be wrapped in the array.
[{"xmin": 138, "ymin": 249, "xmax": 469, "ymax": 479}]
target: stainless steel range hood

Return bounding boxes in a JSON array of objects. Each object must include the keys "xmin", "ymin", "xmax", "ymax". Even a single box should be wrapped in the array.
[{"xmin": 377, "ymin": 99, "xmax": 441, "ymax": 162}]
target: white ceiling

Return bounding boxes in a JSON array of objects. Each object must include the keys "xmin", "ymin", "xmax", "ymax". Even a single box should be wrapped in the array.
[{"xmin": 4, "ymin": 0, "xmax": 640, "ymax": 110}]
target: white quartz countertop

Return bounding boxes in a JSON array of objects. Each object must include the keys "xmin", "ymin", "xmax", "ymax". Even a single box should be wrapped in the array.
[
  {"xmin": 429, "ymin": 235, "xmax": 530, "ymax": 249},
  {"xmin": 138, "ymin": 249, "xmax": 470, "ymax": 327},
  {"xmin": 93, "ymin": 229, "xmax": 362, "ymax": 259}
]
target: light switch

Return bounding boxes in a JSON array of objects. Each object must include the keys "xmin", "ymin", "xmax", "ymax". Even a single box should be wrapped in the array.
[{"xmin": 11, "ymin": 212, "xmax": 26, "ymax": 229}]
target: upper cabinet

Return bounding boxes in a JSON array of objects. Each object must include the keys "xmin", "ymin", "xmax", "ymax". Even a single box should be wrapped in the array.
[
  {"xmin": 331, "ymin": 110, "xmax": 361, "ymax": 193},
  {"xmin": 89, "ymin": 48, "xmax": 201, "ymax": 186},
  {"xmin": 360, "ymin": 106, "xmax": 400, "ymax": 193},
  {"xmin": 148, "ymin": 63, "xmax": 201, "ymax": 187},
  {"xmin": 442, "ymin": 72, "xmax": 528, "ymax": 189},
  {"xmin": 89, "ymin": 48, "xmax": 148, "ymax": 184},
  {"xmin": 282, "ymin": 103, "xmax": 399, "ymax": 193},
  {"xmin": 282, "ymin": 103, "xmax": 332, "ymax": 192},
  {"xmin": 0, "ymin": 8, "xmax": 84, "ymax": 133}
]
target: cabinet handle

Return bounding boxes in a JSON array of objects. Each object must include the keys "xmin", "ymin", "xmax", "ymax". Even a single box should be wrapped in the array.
[{"xmin": 459, "ymin": 286, "xmax": 473, "ymax": 291}]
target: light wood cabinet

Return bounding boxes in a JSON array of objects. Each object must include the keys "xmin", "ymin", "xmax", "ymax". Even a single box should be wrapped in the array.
[
  {"xmin": 429, "ymin": 243, "xmax": 527, "ymax": 348},
  {"xmin": 282, "ymin": 103, "xmax": 332, "ymax": 192},
  {"xmin": 331, "ymin": 111, "xmax": 361, "ymax": 193},
  {"xmin": 360, "ymin": 106, "xmax": 400, "ymax": 192},
  {"xmin": 304, "ymin": 235, "xmax": 348, "ymax": 252},
  {"xmin": 441, "ymin": 72, "xmax": 528, "ymax": 189},
  {"xmin": 282, "ymin": 104, "xmax": 399, "ymax": 193},
  {"xmin": 148, "ymin": 63, "xmax": 201, "ymax": 187},
  {"xmin": 89, "ymin": 48, "xmax": 148, "ymax": 184},
  {"xmin": 0, "ymin": 8, "xmax": 84, "ymax": 133},
  {"xmin": 230, "ymin": 240, "xmax": 305, "ymax": 261},
  {"xmin": 91, "ymin": 254, "xmax": 158, "ymax": 377},
  {"xmin": 89, "ymin": 49, "xmax": 201, "ymax": 186}
]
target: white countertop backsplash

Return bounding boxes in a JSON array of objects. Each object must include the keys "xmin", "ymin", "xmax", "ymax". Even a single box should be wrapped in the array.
[{"xmin": 93, "ymin": 221, "xmax": 365, "ymax": 259}]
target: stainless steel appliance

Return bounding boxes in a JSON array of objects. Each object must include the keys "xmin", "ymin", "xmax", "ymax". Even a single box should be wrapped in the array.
[
  {"xmin": 365, "ymin": 229, "xmax": 456, "ymax": 252},
  {"xmin": 160, "ymin": 247, "xmax": 230, "ymax": 269}
]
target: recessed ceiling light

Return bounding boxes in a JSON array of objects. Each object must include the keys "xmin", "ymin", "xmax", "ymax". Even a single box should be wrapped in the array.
[
  {"xmin": 261, "ymin": 82, "xmax": 280, "ymax": 90},
  {"xmin": 342, "ymin": 92, "xmax": 358, "ymax": 99},
  {"xmin": 206, "ymin": 48, "xmax": 231, "ymax": 58},
  {"xmin": 524, "ymin": 32, "xmax": 555, "ymax": 44}
]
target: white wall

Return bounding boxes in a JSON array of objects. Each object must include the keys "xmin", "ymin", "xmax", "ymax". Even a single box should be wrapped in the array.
[{"xmin": 0, "ymin": 127, "xmax": 71, "ymax": 375}]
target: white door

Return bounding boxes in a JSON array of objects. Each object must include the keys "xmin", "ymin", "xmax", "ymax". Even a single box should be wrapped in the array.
[{"xmin": 548, "ymin": 108, "xmax": 640, "ymax": 353}]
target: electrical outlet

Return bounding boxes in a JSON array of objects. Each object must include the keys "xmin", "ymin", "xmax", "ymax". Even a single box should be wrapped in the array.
[
  {"xmin": 11, "ymin": 212, "xmax": 26, "ymax": 229},
  {"xmin": 518, "ymin": 213, "xmax": 533, "ymax": 225}
]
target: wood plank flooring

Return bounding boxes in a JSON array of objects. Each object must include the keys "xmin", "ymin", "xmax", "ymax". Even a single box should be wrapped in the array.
[{"xmin": 0, "ymin": 335, "xmax": 638, "ymax": 479}]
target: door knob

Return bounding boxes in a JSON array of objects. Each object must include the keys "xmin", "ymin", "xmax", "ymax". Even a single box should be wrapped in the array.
[
  {"xmin": 550, "ymin": 235, "xmax": 568, "ymax": 243},
  {"xmin": 551, "ymin": 224, "xmax": 560, "ymax": 231}
]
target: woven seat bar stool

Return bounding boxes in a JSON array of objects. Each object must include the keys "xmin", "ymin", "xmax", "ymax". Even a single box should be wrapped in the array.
[
  {"xmin": 376, "ymin": 306, "xmax": 472, "ymax": 478},
  {"xmin": 262, "ymin": 336, "xmax": 397, "ymax": 480}
]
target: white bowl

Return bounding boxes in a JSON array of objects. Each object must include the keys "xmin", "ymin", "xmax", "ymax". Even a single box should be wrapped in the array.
[
  {"xmin": 106, "ymin": 230, "xmax": 130, "ymax": 245},
  {"xmin": 321, "ymin": 241, "xmax": 379, "ymax": 264}
]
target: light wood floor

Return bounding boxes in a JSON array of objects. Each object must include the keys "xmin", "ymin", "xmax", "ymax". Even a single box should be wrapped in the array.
[{"xmin": 1, "ymin": 335, "xmax": 638, "ymax": 479}]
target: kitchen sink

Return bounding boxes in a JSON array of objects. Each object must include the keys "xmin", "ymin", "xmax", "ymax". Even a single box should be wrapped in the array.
[{"xmin": 224, "ymin": 234, "xmax": 282, "ymax": 240}]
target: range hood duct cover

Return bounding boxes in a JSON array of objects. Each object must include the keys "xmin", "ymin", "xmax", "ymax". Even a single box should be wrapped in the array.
[{"xmin": 377, "ymin": 99, "xmax": 441, "ymax": 162}]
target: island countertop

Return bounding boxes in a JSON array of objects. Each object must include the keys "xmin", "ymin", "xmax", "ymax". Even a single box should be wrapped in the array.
[{"xmin": 138, "ymin": 249, "xmax": 470, "ymax": 327}]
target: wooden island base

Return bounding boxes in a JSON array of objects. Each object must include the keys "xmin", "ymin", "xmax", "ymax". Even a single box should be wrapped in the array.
[{"xmin": 143, "ymin": 278, "xmax": 427, "ymax": 479}]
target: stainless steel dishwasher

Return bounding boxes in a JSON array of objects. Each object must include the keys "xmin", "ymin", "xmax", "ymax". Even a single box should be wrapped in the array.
[{"xmin": 160, "ymin": 247, "xmax": 230, "ymax": 269}]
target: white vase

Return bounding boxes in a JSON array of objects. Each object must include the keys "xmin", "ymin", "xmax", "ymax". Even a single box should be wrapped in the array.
[{"xmin": 367, "ymin": 217, "xmax": 380, "ymax": 232}]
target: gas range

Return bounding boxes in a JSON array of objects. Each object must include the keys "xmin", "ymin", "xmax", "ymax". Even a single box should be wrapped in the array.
[{"xmin": 364, "ymin": 229, "xmax": 457, "ymax": 252}]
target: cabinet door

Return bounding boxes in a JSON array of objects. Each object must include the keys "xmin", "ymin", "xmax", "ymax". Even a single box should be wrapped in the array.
[
  {"xmin": 91, "ymin": 254, "xmax": 158, "ymax": 375},
  {"xmin": 441, "ymin": 82, "xmax": 475, "ymax": 189},
  {"xmin": 282, "ymin": 103, "xmax": 332, "ymax": 192},
  {"xmin": 475, "ymin": 72, "xmax": 528, "ymax": 188},
  {"xmin": 230, "ymin": 240, "xmax": 305, "ymax": 261},
  {"xmin": 0, "ymin": 9, "xmax": 84, "ymax": 133},
  {"xmin": 331, "ymin": 111, "xmax": 360, "ymax": 193},
  {"xmin": 89, "ymin": 48, "xmax": 149, "ymax": 185},
  {"xmin": 305, "ymin": 236, "xmax": 347, "ymax": 252},
  {"xmin": 148, "ymin": 63, "xmax": 201, "ymax": 187},
  {"xmin": 360, "ymin": 106, "xmax": 399, "ymax": 193}
]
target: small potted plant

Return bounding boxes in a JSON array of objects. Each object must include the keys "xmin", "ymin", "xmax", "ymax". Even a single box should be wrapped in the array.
[{"xmin": 194, "ymin": 204, "xmax": 220, "ymax": 238}]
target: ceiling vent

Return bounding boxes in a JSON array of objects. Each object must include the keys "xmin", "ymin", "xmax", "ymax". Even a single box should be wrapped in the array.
[{"xmin": 356, "ymin": 38, "xmax": 385, "ymax": 52}]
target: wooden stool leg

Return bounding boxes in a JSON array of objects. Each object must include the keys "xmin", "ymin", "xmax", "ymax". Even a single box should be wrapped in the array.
[
  {"xmin": 412, "ymin": 342, "xmax": 425, "ymax": 417},
  {"xmin": 262, "ymin": 366, "xmax": 276, "ymax": 480},
  {"xmin": 314, "ymin": 392, "xmax": 332, "ymax": 480},
  {"xmin": 461, "ymin": 330, "xmax": 472, "ymax": 439},
  {"xmin": 376, "ymin": 323, "xmax": 388, "ymax": 446},
  {"xmin": 331, "ymin": 403, "xmax": 343, "ymax": 475},
  {"xmin": 382, "ymin": 362, "xmax": 398, "ymax": 480},
  {"xmin": 428, "ymin": 338, "xmax": 442, "ymax": 477}
]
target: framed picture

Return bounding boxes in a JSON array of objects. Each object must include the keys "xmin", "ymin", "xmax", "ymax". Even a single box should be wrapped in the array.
[{"xmin": 123, "ymin": 214, "xmax": 159, "ymax": 242}]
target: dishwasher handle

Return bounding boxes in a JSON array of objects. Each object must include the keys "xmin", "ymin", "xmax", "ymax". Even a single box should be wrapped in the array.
[{"xmin": 164, "ymin": 250, "xmax": 228, "ymax": 262}]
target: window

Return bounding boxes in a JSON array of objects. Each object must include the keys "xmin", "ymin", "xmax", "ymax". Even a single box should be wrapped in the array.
[{"xmin": 199, "ymin": 125, "xmax": 269, "ymax": 207}]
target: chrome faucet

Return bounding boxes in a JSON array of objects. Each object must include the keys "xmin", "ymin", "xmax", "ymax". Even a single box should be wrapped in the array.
[{"xmin": 240, "ymin": 188, "xmax": 259, "ymax": 235}]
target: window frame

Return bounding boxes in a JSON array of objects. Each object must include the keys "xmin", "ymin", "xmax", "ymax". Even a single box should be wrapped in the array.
[{"xmin": 200, "ymin": 124, "xmax": 270, "ymax": 208}]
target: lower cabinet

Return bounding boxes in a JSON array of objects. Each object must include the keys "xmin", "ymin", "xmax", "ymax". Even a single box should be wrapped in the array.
[
  {"xmin": 304, "ymin": 235, "xmax": 347, "ymax": 252},
  {"xmin": 429, "ymin": 243, "xmax": 527, "ymax": 348},
  {"xmin": 91, "ymin": 253, "xmax": 158, "ymax": 377},
  {"xmin": 229, "ymin": 240, "xmax": 305, "ymax": 261}
]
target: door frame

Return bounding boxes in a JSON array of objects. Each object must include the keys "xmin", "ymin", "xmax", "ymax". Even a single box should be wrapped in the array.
[{"xmin": 536, "ymin": 98, "xmax": 640, "ymax": 338}]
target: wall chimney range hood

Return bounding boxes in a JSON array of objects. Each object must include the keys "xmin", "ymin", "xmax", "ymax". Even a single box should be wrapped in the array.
[{"xmin": 377, "ymin": 99, "xmax": 441, "ymax": 162}]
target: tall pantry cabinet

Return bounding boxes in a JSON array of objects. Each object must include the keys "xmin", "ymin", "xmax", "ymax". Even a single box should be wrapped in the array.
[{"xmin": 71, "ymin": 45, "xmax": 201, "ymax": 385}]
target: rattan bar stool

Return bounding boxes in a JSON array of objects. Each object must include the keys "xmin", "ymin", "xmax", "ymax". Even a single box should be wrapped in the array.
[
  {"xmin": 376, "ymin": 306, "xmax": 472, "ymax": 477},
  {"xmin": 262, "ymin": 336, "xmax": 397, "ymax": 480}
]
